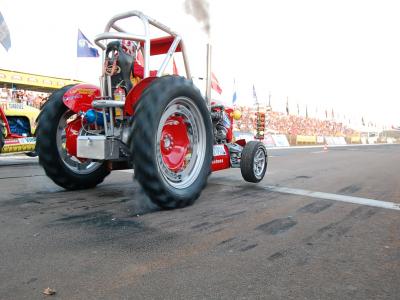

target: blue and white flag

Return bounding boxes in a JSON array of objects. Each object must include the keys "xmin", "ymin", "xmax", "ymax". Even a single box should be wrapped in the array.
[
  {"xmin": 77, "ymin": 29, "xmax": 99, "ymax": 57},
  {"xmin": 232, "ymin": 79, "xmax": 237, "ymax": 105},
  {"xmin": 0, "ymin": 12, "xmax": 11, "ymax": 51}
]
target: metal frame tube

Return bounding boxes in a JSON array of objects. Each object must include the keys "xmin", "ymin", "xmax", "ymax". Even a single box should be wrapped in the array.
[
  {"xmin": 205, "ymin": 43, "xmax": 212, "ymax": 108},
  {"xmin": 157, "ymin": 36, "xmax": 181, "ymax": 76},
  {"xmin": 109, "ymin": 107, "xmax": 114, "ymax": 136},
  {"xmin": 94, "ymin": 10, "xmax": 191, "ymax": 81},
  {"xmin": 107, "ymin": 75, "xmax": 112, "ymax": 98},
  {"xmin": 93, "ymin": 8, "xmax": 196, "ymax": 143},
  {"xmin": 102, "ymin": 108, "xmax": 108, "ymax": 136},
  {"xmin": 94, "ymin": 32, "xmax": 146, "ymax": 50},
  {"xmin": 180, "ymin": 41, "xmax": 191, "ymax": 79}
]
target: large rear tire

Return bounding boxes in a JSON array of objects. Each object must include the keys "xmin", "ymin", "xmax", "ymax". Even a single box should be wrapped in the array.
[
  {"xmin": 36, "ymin": 86, "xmax": 110, "ymax": 190},
  {"xmin": 240, "ymin": 141, "xmax": 268, "ymax": 183},
  {"xmin": 131, "ymin": 76, "xmax": 213, "ymax": 209}
]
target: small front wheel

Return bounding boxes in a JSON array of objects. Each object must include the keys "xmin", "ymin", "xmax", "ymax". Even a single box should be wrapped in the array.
[{"xmin": 240, "ymin": 141, "xmax": 267, "ymax": 183}]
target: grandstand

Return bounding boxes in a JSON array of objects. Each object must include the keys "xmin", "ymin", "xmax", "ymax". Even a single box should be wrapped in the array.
[{"xmin": 231, "ymin": 106, "xmax": 384, "ymax": 146}]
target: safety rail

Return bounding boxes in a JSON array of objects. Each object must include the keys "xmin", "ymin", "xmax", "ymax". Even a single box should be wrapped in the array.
[{"xmin": 94, "ymin": 10, "xmax": 191, "ymax": 80}]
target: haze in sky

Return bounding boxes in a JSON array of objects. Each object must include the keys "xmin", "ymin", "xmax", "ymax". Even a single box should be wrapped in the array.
[{"xmin": 1, "ymin": 0, "xmax": 399, "ymax": 128}]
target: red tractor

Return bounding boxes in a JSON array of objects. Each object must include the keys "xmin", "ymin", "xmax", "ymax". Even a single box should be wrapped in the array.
[{"xmin": 36, "ymin": 11, "xmax": 267, "ymax": 209}]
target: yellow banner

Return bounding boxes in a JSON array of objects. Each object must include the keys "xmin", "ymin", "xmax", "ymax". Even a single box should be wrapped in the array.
[
  {"xmin": 0, "ymin": 69, "xmax": 81, "ymax": 90},
  {"xmin": 296, "ymin": 135, "xmax": 317, "ymax": 144},
  {"xmin": 2, "ymin": 143, "xmax": 36, "ymax": 153}
]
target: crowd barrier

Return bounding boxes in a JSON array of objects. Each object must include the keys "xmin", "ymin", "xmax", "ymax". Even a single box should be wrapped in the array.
[
  {"xmin": 350, "ymin": 136, "xmax": 361, "ymax": 143},
  {"xmin": 325, "ymin": 136, "xmax": 347, "ymax": 145},
  {"xmin": 261, "ymin": 134, "xmax": 291, "ymax": 147},
  {"xmin": 263, "ymin": 134, "xmax": 276, "ymax": 147},
  {"xmin": 272, "ymin": 134, "xmax": 290, "ymax": 147},
  {"xmin": 234, "ymin": 133, "xmax": 255, "ymax": 142},
  {"xmin": 296, "ymin": 135, "xmax": 317, "ymax": 145}
]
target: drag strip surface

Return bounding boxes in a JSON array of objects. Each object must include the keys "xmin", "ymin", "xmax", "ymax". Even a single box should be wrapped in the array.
[{"xmin": 0, "ymin": 145, "xmax": 399, "ymax": 299}]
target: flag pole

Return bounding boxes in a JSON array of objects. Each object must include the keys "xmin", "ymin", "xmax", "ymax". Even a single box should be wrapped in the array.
[{"xmin": 75, "ymin": 27, "xmax": 79, "ymax": 81}]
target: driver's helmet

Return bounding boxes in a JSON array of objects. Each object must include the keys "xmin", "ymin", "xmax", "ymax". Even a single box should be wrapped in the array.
[{"xmin": 121, "ymin": 40, "xmax": 138, "ymax": 57}]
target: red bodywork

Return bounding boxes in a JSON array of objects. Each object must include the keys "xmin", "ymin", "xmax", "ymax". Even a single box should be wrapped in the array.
[
  {"xmin": 139, "ymin": 36, "xmax": 182, "ymax": 56},
  {"xmin": 124, "ymin": 77, "xmax": 157, "ymax": 116},
  {"xmin": 63, "ymin": 84, "xmax": 101, "ymax": 156},
  {"xmin": 62, "ymin": 80, "xmax": 156, "ymax": 157},
  {"xmin": 65, "ymin": 118, "xmax": 82, "ymax": 157},
  {"xmin": 224, "ymin": 107, "xmax": 234, "ymax": 143},
  {"xmin": 63, "ymin": 84, "xmax": 101, "ymax": 113},
  {"xmin": 59, "ymin": 36, "xmax": 238, "ymax": 173},
  {"xmin": 211, "ymin": 144, "xmax": 231, "ymax": 171}
]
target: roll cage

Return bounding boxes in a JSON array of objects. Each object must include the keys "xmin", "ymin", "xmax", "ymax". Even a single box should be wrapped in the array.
[{"xmin": 94, "ymin": 10, "xmax": 191, "ymax": 97}]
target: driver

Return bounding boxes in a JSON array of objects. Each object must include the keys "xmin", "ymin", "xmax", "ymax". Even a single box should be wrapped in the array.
[{"xmin": 121, "ymin": 40, "xmax": 157, "ymax": 86}]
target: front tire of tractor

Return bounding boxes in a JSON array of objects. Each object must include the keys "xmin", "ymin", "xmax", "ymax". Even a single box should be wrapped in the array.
[
  {"xmin": 131, "ymin": 76, "xmax": 213, "ymax": 209},
  {"xmin": 240, "ymin": 141, "xmax": 268, "ymax": 183},
  {"xmin": 36, "ymin": 85, "xmax": 110, "ymax": 190}
]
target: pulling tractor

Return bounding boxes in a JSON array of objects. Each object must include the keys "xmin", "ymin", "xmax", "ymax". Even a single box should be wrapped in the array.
[
  {"xmin": 0, "ymin": 103, "xmax": 38, "ymax": 155},
  {"xmin": 36, "ymin": 11, "xmax": 268, "ymax": 209}
]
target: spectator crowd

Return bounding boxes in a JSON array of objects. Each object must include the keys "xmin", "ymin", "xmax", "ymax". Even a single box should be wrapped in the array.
[
  {"xmin": 1, "ymin": 86, "xmax": 358, "ymax": 137},
  {"xmin": 234, "ymin": 106, "xmax": 358, "ymax": 137},
  {"xmin": 0, "ymin": 85, "xmax": 49, "ymax": 109}
]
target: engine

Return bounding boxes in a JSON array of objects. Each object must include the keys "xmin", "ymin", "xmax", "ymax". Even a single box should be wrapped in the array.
[{"xmin": 211, "ymin": 105, "xmax": 231, "ymax": 144}]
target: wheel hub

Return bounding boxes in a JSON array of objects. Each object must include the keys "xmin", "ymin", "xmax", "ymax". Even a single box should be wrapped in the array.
[
  {"xmin": 56, "ymin": 110, "xmax": 101, "ymax": 175},
  {"xmin": 160, "ymin": 116, "xmax": 190, "ymax": 172},
  {"xmin": 253, "ymin": 148, "xmax": 266, "ymax": 179},
  {"xmin": 163, "ymin": 134, "xmax": 172, "ymax": 149}
]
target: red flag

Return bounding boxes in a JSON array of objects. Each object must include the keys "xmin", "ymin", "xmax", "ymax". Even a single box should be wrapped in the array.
[
  {"xmin": 173, "ymin": 58, "xmax": 179, "ymax": 75},
  {"xmin": 211, "ymin": 72, "xmax": 222, "ymax": 94}
]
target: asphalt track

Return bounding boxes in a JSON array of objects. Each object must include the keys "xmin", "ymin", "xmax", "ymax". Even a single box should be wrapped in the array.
[{"xmin": 0, "ymin": 144, "xmax": 399, "ymax": 299}]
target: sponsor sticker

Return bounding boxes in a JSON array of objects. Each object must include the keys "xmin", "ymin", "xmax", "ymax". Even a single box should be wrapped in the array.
[
  {"xmin": 5, "ymin": 137, "xmax": 36, "ymax": 145},
  {"xmin": 213, "ymin": 144, "xmax": 226, "ymax": 156},
  {"xmin": 212, "ymin": 158, "xmax": 224, "ymax": 165},
  {"xmin": 8, "ymin": 102, "xmax": 24, "ymax": 110}
]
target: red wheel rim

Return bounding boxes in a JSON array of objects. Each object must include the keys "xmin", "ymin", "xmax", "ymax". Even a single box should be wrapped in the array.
[
  {"xmin": 160, "ymin": 115, "xmax": 190, "ymax": 171},
  {"xmin": 156, "ymin": 97, "xmax": 207, "ymax": 189}
]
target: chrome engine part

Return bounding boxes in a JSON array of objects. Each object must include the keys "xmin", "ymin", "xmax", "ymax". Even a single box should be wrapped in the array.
[
  {"xmin": 226, "ymin": 143, "xmax": 243, "ymax": 168},
  {"xmin": 211, "ymin": 105, "xmax": 231, "ymax": 144}
]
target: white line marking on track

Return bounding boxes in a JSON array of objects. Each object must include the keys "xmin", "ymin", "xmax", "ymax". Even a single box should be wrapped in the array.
[
  {"xmin": 117, "ymin": 169, "xmax": 134, "ymax": 174},
  {"xmin": 311, "ymin": 151, "xmax": 327, "ymax": 154},
  {"xmin": 265, "ymin": 185, "xmax": 400, "ymax": 211},
  {"xmin": 0, "ymin": 156, "xmax": 38, "ymax": 161},
  {"xmin": 266, "ymin": 143, "xmax": 397, "ymax": 150}
]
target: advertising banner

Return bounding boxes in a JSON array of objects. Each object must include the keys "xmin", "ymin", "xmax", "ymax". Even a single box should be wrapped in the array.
[{"xmin": 272, "ymin": 134, "xmax": 290, "ymax": 147}]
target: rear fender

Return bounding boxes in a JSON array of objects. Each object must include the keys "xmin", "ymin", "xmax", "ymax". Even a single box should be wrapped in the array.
[
  {"xmin": 62, "ymin": 83, "xmax": 101, "ymax": 113},
  {"xmin": 124, "ymin": 77, "xmax": 158, "ymax": 116}
]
